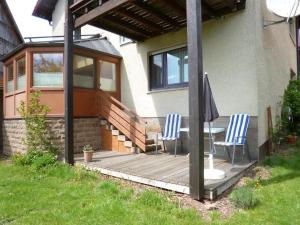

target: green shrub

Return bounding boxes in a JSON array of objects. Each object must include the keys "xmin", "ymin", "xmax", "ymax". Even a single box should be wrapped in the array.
[
  {"xmin": 13, "ymin": 91, "xmax": 58, "ymax": 169},
  {"xmin": 12, "ymin": 151, "xmax": 56, "ymax": 169},
  {"xmin": 229, "ymin": 186, "xmax": 259, "ymax": 209},
  {"xmin": 17, "ymin": 91, "xmax": 58, "ymax": 155}
]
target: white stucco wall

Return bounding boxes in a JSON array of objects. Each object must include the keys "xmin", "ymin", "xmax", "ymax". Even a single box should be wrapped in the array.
[
  {"xmin": 254, "ymin": 1, "xmax": 297, "ymax": 146},
  {"xmin": 118, "ymin": 1, "xmax": 258, "ymax": 118}
]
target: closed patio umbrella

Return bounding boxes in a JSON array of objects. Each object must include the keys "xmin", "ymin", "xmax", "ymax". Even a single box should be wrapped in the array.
[{"xmin": 203, "ymin": 73, "xmax": 225, "ymax": 180}]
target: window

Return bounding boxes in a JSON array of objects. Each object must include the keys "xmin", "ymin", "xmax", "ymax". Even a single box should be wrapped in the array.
[
  {"xmin": 6, "ymin": 63, "xmax": 13, "ymax": 93},
  {"xmin": 73, "ymin": 54, "xmax": 95, "ymax": 88},
  {"xmin": 33, "ymin": 53, "xmax": 63, "ymax": 87},
  {"xmin": 17, "ymin": 57, "xmax": 26, "ymax": 90},
  {"xmin": 99, "ymin": 61, "xmax": 116, "ymax": 92},
  {"xmin": 150, "ymin": 47, "xmax": 188, "ymax": 90}
]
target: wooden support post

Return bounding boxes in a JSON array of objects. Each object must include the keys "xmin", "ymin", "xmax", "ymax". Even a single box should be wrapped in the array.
[
  {"xmin": 64, "ymin": 0, "xmax": 74, "ymax": 165},
  {"xmin": 187, "ymin": 0, "xmax": 204, "ymax": 200}
]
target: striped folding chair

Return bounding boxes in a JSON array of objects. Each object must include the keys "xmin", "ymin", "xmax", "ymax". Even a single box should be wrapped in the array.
[
  {"xmin": 156, "ymin": 114, "xmax": 182, "ymax": 156},
  {"xmin": 214, "ymin": 114, "xmax": 251, "ymax": 166}
]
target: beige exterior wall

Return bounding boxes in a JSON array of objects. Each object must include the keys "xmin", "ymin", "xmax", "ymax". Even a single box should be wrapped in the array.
[
  {"xmin": 118, "ymin": 1, "xmax": 258, "ymax": 118},
  {"xmin": 254, "ymin": 1, "xmax": 297, "ymax": 146}
]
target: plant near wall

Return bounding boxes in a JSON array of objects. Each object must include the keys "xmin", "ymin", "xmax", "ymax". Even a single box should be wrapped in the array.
[
  {"xmin": 16, "ymin": 91, "xmax": 58, "ymax": 163},
  {"xmin": 282, "ymin": 79, "xmax": 300, "ymax": 135}
]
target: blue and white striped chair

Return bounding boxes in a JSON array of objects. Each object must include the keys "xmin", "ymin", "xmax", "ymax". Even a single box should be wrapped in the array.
[
  {"xmin": 214, "ymin": 114, "xmax": 251, "ymax": 166},
  {"xmin": 156, "ymin": 114, "xmax": 182, "ymax": 156}
]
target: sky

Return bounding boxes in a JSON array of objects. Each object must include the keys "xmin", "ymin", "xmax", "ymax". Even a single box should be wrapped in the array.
[{"xmin": 6, "ymin": 0, "xmax": 52, "ymax": 38}]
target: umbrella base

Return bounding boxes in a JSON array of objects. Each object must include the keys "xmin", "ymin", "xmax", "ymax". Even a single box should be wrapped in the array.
[{"xmin": 204, "ymin": 169, "xmax": 226, "ymax": 180}]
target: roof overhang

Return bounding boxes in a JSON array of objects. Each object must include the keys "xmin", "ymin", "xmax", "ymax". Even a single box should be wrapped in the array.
[
  {"xmin": 32, "ymin": 0, "xmax": 58, "ymax": 22},
  {"xmin": 71, "ymin": 0, "xmax": 246, "ymax": 41}
]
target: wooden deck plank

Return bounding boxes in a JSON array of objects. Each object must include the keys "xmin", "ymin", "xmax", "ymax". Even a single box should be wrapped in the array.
[{"xmin": 74, "ymin": 151, "xmax": 256, "ymax": 200}]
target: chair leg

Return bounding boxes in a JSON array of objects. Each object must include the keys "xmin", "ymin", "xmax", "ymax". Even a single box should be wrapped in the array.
[
  {"xmin": 163, "ymin": 140, "xmax": 166, "ymax": 152},
  {"xmin": 225, "ymin": 146, "xmax": 231, "ymax": 161},
  {"xmin": 232, "ymin": 145, "xmax": 236, "ymax": 166},
  {"xmin": 175, "ymin": 139, "xmax": 178, "ymax": 157},
  {"xmin": 246, "ymin": 141, "xmax": 251, "ymax": 162},
  {"xmin": 156, "ymin": 133, "xmax": 158, "ymax": 155}
]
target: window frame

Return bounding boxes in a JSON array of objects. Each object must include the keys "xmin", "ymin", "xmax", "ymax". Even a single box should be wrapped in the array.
[
  {"xmin": 16, "ymin": 55, "xmax": 26, "ymax": 91},
  {"xmin": 73, "ymin": 53, "xmax": 96, "ymax": 89},
  {"xmin": 149, "ymin": 46, "xmax": 189, "ymax": 91},
  {"xmin": 98, "ymin": 59, "xmax": 117, "ymax": 92},
  {"xmin": 6, "ymin": 62, "xmax": 14, "ymax": 94},
  {"xmin": 31, "ymin": 51, "xmax": 64, "ymax": 89}
]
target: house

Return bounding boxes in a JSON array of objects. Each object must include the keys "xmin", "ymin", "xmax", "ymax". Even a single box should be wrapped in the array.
[
  {"xmin": 1, "ymin": 0, "xmax": 297, "ymax": 199},
  {"xmin": 0, "ymin": 0, "xmax": 23, "ymax": 152}
]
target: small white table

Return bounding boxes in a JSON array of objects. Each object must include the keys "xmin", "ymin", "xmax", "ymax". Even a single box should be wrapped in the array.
[
  {"xmin": 179, "ymin": 127, "xmax": 225, "ymax": 154},
  {"xmin": 179, "ymin": 127, "xmax": 225, "ymax": 134}
]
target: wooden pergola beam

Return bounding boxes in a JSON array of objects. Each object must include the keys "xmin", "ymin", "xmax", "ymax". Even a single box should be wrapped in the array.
[
  {"xmin": 91, "ymin": 19, "xmax": 145, "ymax": 41},
  {"xmin": 202, "ymin": 1, "xmax": 219, "ymax": 17},
  {"xmin": 106, "ymin": 14, "xmax": 152, "ymax": 37},
  {"xmin": 132, "ymin": 1, "xmax": 180, "ymax": 29},
  {"xmin": 162, "ymin": 0, "xmax": 186, "ymax": 18},
  {"xmin": 117, "ymin": 9, "xmax": 162, "ymax": 32},
  {"xmin": 74, "ymin": 0, "xmax": 134, "ymax": 28},
  {"xmin": 187, "ymin": 0, "xmax": 204, "ymax": 201}
]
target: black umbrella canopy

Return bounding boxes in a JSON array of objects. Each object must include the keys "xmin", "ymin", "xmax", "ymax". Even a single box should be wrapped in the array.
[{"xmin": 203, "ymin": 73, "xmax": 219, "ymax": 122}]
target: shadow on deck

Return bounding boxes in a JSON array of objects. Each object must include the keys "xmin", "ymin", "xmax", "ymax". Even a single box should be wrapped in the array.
[{"xmin": 75, "ymin": 151, "xmax": 256, "ymax": 200}]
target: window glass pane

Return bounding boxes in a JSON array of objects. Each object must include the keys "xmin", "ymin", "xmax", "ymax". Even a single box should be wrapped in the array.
[
  {"xmin": 150, "ymin": 54, "xmax": 163, "ymax": 89},
  {"xmin": 183, "ymin": 51, "xmax": 188, "ymax": 83},
  {"xmin": 17, "ymin": 57, "xmax": 26, "ymax": 90},
  {"xmin": 99, "ymin": 61, "xmax": 116, "ymax": 92},
  {"xmin": 73, "ymin": 55, "xmax": 94, "ymax": 88},
  {"xmin": 6, "ymin": 64, "xmax": 13, "ymax": 92},
  {"xmin": 33, "ymin": 53, "xmax": 63, "ymax": 87},
  {"xmin": 167, "ymin": 48, "xmax": 188, "ymax": 85}
]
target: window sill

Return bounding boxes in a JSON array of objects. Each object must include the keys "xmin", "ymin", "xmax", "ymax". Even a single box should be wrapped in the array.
[{"xmin": 147, "ymin": 86, "xmax": 188, "ymax": 94}]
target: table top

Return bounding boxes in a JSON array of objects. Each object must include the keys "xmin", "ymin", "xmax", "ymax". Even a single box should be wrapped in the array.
[{"xmin": 180, "ymin": 127, "xmax": 225, "ymax": 134}]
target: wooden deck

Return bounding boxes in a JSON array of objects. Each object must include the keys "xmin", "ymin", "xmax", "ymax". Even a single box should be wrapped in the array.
[{"xmin": 75, "ymin": 151, "xmax": 256, "ymax": 200}]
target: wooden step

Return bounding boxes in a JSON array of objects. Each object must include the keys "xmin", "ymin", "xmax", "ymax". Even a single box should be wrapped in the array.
[
  {"xmin": 145, "ymin": 144, "xmax": 162, "ymax": 152},
  {"xmin": 111, "ymin": 130, "xmax": 120, "ymax": 136},
  {"xmin": 124, "ymin": 141, "xmax": 133, "ymax": 148},
  {"xmin": 118, "ymin": 135, "xmax": 128, "ymax": 142},
  {"xmin": 145, "ymin": 139, "xmax": 155, "ymax": 145}
]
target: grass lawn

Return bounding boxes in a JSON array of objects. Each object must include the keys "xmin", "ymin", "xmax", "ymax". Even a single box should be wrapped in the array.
[{"xmin": 1, "ymin": 148, "xmax": 300, "ymax": 225}]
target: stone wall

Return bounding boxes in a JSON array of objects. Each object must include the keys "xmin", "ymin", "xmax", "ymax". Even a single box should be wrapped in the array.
[{"xmin": 2, "ymin": 117, "xmax": 101, "ymax": 156}]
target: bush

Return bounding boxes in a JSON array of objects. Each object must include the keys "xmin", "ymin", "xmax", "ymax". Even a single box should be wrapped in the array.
[
  {"xmin": 13, "ymin": 91, "xmax": 58, "ymax": 169},
  {"xmin": 12, "ymin": 151, "xmax": 56, "ymax": 169},
  {"xmin": 229, "ymin": 186, "xmax": 259, "ymax": 209}
]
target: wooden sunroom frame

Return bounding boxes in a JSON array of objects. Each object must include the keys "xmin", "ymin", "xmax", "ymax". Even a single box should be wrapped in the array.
[{"xmin": 63, "ymin": 0, "xmax": 246, "ymax": 201}]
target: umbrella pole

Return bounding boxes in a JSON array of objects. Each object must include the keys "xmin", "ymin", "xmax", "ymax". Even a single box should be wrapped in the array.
[{"xmin": 208, "ymin": 122, "xmax": 214, "ymax": 170}]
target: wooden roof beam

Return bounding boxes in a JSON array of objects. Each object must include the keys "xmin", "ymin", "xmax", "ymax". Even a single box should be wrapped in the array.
[
  {"xmin": 132, "ymin": 1, "xmax": 181, "ymax": 29},
  {"xmin": 202, "ymin": 1, "xmax": 220, "ymax": 17},
  {"xmin": 162, "ymin": 0, "xmax": 186, "ymax": 18},
  {"xmin": 117, "ymin": 9, "xmax": 162, "ymax": 32},
  {"xmin": 105, "ymin": 14, "xmax": 153, "ymax": 37},
  {"xmin": 74, "ymin": 0, "xmax": 134, "ymax": 28},
  {"xmin": 91, "ymin": 19, "xmax": 146, "ymax": 41}
]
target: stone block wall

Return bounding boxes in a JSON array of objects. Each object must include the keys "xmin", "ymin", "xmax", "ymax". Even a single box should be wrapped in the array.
[{"xmin": 3, "ymin": 117, "xmax": 101, "ymax": 156}]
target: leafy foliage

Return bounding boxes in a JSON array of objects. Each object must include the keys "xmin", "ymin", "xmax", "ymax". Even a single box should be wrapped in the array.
[
  {"xmin": 282, "ymin": 79, "xmax": 300, "ymax": 134},
  {"xmin": 82, "ymin": 144, "xmax": 93, "ymax": 152},
  {"xmin": 14, "ymin": 91, "xmax": 58, "ymax": 169},
  {"xmin": 17, "ymin": 91, "xmax": 57, "ymax": 155}
]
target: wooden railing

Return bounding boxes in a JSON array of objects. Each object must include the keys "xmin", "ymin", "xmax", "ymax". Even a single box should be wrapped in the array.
[{"xmin": 97, "ymin": 89, "xmax": 147, "ymax": 151}]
